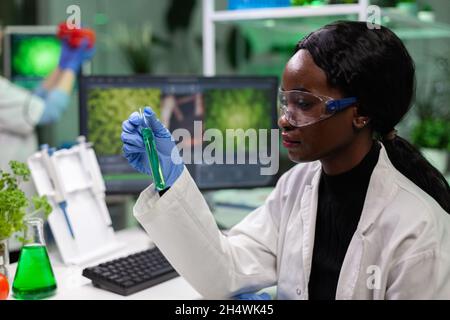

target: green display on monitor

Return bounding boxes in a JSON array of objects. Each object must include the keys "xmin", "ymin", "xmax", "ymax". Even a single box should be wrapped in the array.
[
  {"xmin": 12, "ymin": 35, "xmax": 61, "ymax": 78},
  {"xmin": 204, "ymin": 88, "xmax": 272, "ymax": 151},
  {"xmin": 87, "ymin": 87, "xmax": 162, "ymax": 156},
  {"xmin": 80, "ymin": 76, "xmax": 278, "ymax": 193},
  {"xmin": 204, "ymin": 88, "xmax": 271, "ymax": 131}
]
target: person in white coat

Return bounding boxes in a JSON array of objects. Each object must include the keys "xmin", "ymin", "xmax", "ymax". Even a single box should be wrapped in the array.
[
  {"xmin": 121, "ymin": 21, "xmax": 450, "ymax": 299},
  {"xmin": 0, "ymin": 36, "xmax": 94, "ymax": 171}
]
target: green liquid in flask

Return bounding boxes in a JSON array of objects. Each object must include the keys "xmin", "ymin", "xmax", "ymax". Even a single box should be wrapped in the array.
[{"xmin": 12, "ymin": 245, "xmax": 57, "ymax": 300}]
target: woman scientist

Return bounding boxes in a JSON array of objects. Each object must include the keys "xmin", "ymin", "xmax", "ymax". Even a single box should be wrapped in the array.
[
  {"xmin": 0, "ymin": 36, "xmax": 94, "ymax": 171},
  {"xmin": 121, "ymin": 21, "xmax": 450, "ymax": 299}
]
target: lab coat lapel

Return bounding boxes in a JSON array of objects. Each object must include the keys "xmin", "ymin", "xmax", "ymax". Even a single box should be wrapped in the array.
[
  {"xmin": 335, "ymin": 144, "xmax": 397, "ymax": 299},
  {"xmin": 301, "ymin": 165, "xmax": 322, "ymax": 296}
]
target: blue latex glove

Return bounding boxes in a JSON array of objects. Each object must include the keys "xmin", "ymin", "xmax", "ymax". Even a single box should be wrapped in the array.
[
  {"xmin": 234, "ymin": 292, "xmax": 272, "ymax": 300},
  {"xmin": 121, "ymin": 107, "xmax": 184, "ymax": 189},
  {"xmin": 58, "ymin": 38, "xmax": 95, "ymax": 72}
]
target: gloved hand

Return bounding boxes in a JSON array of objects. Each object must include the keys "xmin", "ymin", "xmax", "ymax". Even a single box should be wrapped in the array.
[
  {"xmin": 58, "ymin": 38, "xmax": 95, "ymax": 73},
  {"xmin": 234, "ymin": 292, "xmax": 272, "ymax": 300},
  {"xmin": 121, "ymin": 107, "xmax": 184, "ymax": 189}
]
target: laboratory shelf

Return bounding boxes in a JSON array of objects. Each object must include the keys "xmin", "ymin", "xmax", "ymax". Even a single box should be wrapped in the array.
[
  {"xmin": 211, "ymin": 6, "xmax": 450, "ymax": 74},
  {"xmin": 202, "ymin": 0, "xmax": 370, "ymax": 76},
  {"xmin": 203, "ymin": 0, "xmax": 450, "ymax": 76},
  {"xmin": 225, "ymin": 8, "xmax": 450, "ymax": 41},
  {"xmin": 211, "ymin": 3, "xmax": 363, "ymax": 22},
  {"xmin": 381, "ymin": 8, "xmax": 450, "ymax": 39}
]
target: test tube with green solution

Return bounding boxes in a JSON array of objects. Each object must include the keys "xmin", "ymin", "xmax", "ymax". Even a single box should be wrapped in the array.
[{"xmin": 139, "ymin": 109, "xmax": 166, "ymax": 191}]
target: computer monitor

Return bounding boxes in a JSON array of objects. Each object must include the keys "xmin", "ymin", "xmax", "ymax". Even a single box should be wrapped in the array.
[
  {"xmin": 2, "ymin": 26, "xmax": 61, "ymax": 90},
  {"xmin": 79, "ymin": 75, "xmax": 279, "ymax": 194}
]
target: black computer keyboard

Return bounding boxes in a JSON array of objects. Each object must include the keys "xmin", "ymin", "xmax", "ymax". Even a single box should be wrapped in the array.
[{"xmin": 82, "ymin": 247, "xmax": 178, "ymax": 296}]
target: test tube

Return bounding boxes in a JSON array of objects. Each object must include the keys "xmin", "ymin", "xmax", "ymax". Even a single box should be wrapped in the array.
[{"xmin": 139, "ymin": 109, "xmax": 166, "ymax": 191}]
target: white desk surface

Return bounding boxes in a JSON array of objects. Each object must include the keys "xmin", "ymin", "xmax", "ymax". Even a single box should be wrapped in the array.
[{"xmin": 8, "ymin": 227, "xmax": 203, "ymax": 300}]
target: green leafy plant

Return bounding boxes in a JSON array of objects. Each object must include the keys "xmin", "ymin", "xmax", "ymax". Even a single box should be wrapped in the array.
[
  {"xmin": 0, "ymin": 161, "xmax": 52, "ymax": 241},
  {"xmin": 411, "ymin": 118, "xmax": 450, "ymax": 150},
  {"xmin": 421, "ymin": 4, "xmax": 433, "ymax": 12},
  {"xmin": 109, "ymin": 23, "xmax": 170, "ymax": 74},
  {"xmin": 369, "ymin": 0, "xmax": 397, "ymax": 7},
  {"xmin": 412, "ymin": 53, "xmax": 450, "ymax": 151},
  {"xmin": 328, "ymin": 0, "xmax": 358, "ymax": 4}
]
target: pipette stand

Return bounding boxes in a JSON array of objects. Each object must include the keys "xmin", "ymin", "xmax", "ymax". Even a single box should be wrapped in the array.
[{"xmin": 27, "ymin": 136, "xmax": 124, "ymax": 266}]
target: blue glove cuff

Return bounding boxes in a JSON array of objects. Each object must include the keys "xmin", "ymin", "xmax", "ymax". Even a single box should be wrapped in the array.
[
  {"xmin": 164, "ymin": 162, "xmax": 184, "ymax": 188},
  {"xmin": 59, "ymin": 59, "xmax": 83, "ymax": 73},
  {"xmin": 234, "ymin": 292, "xmax": 272, "ymax": 300},
  {"xmin": 38, "ymin": 89, "xmax": 70, "ymax": 125},
  {"xmin": 33, "ymin": 84, "xmax": 48, "ymax": 99}
]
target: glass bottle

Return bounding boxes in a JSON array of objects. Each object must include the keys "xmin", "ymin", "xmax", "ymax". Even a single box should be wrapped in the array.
[
  {"xmin": 12, "ymin": 218, "xmax": 57, "ymax": 300},
  {"xmin": 0, "ymin": 239, "xmax": 9, "ymax": 279}
]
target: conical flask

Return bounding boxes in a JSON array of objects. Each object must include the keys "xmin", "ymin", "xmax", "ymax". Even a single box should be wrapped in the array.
[{"xmin": 12, "ymin": 218, "xmax": 57, "ymax": 299}]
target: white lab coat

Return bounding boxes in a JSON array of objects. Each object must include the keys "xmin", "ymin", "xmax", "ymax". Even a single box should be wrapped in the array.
[
  {"xmin": 0, "ymin": 76, "xmax": 45, "ymax": 170},
  {"xmin": 133, "ymin": 143, "xmax": 450, "ymax": 299}
]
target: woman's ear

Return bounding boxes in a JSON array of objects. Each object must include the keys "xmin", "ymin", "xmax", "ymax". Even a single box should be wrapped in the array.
[{"xmin": 352, "ymin": 107, "xmax": 370, "ymax": 129}]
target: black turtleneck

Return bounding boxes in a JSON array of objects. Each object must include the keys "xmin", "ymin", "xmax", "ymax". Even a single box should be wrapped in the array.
[{"xmin": 308, "ymin": 140, "xmax": 381, "ymax": 300}]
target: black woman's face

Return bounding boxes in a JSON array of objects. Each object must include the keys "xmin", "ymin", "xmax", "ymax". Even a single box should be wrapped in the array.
[{"xmin": 278, "ymin": 49, "xmax": 357, "ymax": 163}]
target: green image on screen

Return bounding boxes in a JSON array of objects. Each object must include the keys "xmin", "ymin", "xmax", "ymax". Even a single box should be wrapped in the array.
[
  {"xmin": 87, "ymin": 87, "xmax": 162, "ymax": 156},
  {"xmin": 204, "ymin": 88, "xmax": 272, "ymax": 152},
  {"xmin": 12, "ymin": 36, "xmax": 61, "ymax": 78}
]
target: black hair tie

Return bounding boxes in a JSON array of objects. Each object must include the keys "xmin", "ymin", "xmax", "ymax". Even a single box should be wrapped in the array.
[{"xmin": 382, "ymin": 128, "xmax": 398, "ymax": 141}]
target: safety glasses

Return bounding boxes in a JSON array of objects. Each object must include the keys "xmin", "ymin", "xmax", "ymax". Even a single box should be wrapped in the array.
[{"xmin": 278, "ymin": 88, "xmax": 357, "ymax": 128}]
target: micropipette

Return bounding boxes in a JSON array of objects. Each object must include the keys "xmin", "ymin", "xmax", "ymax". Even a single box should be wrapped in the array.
[
  {"xmin": 139, "ymin": 108, "xmax": 166, "ymax": 191},
  {"xmin": 40, "ymin": 145, "xmax": 75, "ymax": 239}
]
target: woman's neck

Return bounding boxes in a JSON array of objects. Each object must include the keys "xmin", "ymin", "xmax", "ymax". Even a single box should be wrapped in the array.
[{"xmin": 320, "ymin": 132, "xmax": 374, "ymax": 176}]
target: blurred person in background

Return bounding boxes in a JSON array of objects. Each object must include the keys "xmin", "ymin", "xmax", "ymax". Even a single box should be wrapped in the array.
[{"xmin": 0, "ymin": 36, "xmax": 95, "ymax": 171}]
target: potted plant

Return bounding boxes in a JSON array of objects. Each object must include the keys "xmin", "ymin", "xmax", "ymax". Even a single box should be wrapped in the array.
[
  {"xmin": 0, "ymin": 161, "xmax": 52, "ymax": 280},
  {"xmin": 411, "ymin": 53, "xmax": 450, "ymax": 173},
  {"xmin": 412, "ymin": 117, "xmax": 450, "ymax": 173},
  {"xmin": 291, "ymin": 0, "xmax": 329, "ymax": 6},
  {"xmin": 418, "ymin": 4, "xmax": 435, "ymax": 23},
  {"xmin": 369, "ymin": 0, "xmax": 396, "ymax": 7},
  {"xmin": 108, "ymin": 23, "xmax": 170, "ymax": 74},
  {"xmin": 396, "ymin": 0, "xmax": 418, "ymax": 16}
]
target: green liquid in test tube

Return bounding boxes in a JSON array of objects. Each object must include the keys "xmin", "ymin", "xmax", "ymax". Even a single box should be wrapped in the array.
[{"xmin": 140, "ymin": 109, "xmax": 166, "ymax": 191}]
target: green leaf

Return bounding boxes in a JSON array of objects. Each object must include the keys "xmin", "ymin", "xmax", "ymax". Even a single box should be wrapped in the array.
[
  {"xmin": 9, "ymin": 160, "xmax": 31, "ymax": 181},
  {"xmin": 32, "ymin": 195, "xmax": 53, "ymax": 218},
  {"xmin": 0, "ymin": 161, "xmax": 52, "ymax": 240},
  {"xmin": 412, "ymin": 118, "xmax": 450, "ymax": 149}
]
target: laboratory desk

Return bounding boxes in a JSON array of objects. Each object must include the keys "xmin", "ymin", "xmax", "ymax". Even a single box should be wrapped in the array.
[{"xmin": 7, "ymin": 227, "xmax": 203, "ymax": 300}]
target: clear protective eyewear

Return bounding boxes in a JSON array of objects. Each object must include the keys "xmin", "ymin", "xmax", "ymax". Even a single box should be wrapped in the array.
[{"xmin": 278, "ymin": 88, "xmax": 357, "ymax": 127}]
